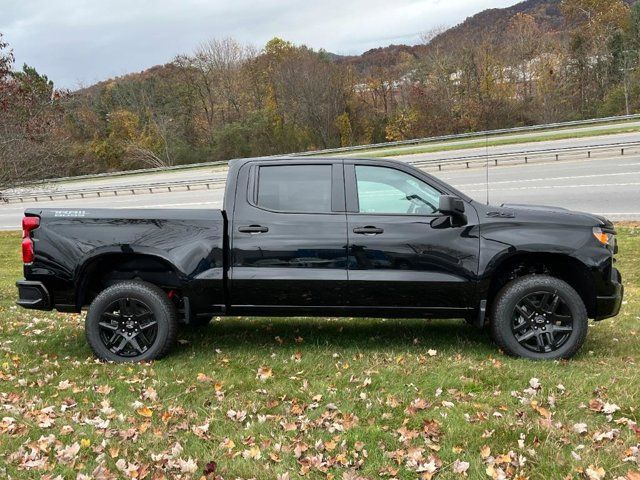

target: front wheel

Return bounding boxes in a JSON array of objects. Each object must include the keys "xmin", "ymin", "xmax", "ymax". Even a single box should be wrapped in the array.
[
  {"xmin": 85, "ymin": 281, "xmax": 177, "ymax": 362},
  {"xmin": 490, "ymin": 275, "xmax": 588, "ymax": 360}
]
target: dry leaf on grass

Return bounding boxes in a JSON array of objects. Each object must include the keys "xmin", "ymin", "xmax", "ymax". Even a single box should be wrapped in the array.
[
  {"xmin": 585, "ymin": 465, "xmax": 606, "ymax": 480},
  {"xmin": 452, "ymin": 459, "xmax": 470, "ymax": 475},
  {"xmin": 136, "ymin": 406, "xmax": 153, "ymax": 418},
  {"xmin": 257, "ymin": 366, "xmax": 273, "ymax": 381}
]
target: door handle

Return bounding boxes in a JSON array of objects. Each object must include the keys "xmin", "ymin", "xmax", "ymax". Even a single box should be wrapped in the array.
[
  {"xmin": 238, "ymin": 225, "xmax": 269, "ymax": 234},
  {"xmin": 353, "ymin": 226, "xmax": 384, "ymax": 235}
]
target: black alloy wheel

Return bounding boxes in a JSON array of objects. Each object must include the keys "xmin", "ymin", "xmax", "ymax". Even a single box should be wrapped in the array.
[
  {"xmin": 98, "ymin": 298, "xmax": 158, "ymax": 357},
  {"xmin": 511, "ymin": 291, "xmax": 574, "ymax": 353},
  {"xmin": 490, "ymin": 275, "xmax": 588, "ymax": 360},
  {"xmin": 86, "ymin": 281, "xmax": 177, "ymax": 362}
]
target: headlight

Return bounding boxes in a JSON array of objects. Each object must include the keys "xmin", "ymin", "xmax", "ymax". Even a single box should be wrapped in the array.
[{"xmin": 593, "ymin": 227, "xmax": 615, "ymax": 247}]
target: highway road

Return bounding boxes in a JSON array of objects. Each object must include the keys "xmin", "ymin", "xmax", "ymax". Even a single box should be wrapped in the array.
[
  {"xmin": 1, "ymin": 132, "xmax": 639, "ymax": 230},
  {"xmin": 437, "ymin": 153, "xmax": 640, "ymax": 217},
  {"xmin": 9, "ymin": 129, "xmax": 640, "ymax": 194},
  {"xmin": 341, "ymin": 121, "xmax": 640, "ymax": 157}
]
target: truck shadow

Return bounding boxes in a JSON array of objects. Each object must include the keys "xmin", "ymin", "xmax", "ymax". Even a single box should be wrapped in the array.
[{"xmin": 175, "ymin": 317, "xmax": 495, "ymax": 354}]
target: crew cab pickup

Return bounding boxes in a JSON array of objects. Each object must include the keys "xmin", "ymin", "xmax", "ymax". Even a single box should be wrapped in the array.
[{"xmin": 17, "ymin": 157, "xmax": 623, "ymax": 361}]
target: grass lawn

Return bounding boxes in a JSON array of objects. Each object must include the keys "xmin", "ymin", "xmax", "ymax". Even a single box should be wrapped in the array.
[
  {"xmin": 0, "ymin": 229, "xmax": 638, "ymax": 480},
  {"xmin": 347, "ymin": 125, "xmax": 640, "ymax": 159}
]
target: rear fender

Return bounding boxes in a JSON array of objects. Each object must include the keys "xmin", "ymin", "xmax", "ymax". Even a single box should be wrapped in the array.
[{"xmin": 74, "ymin": 247, "xmax": 185, "ymax": 309}]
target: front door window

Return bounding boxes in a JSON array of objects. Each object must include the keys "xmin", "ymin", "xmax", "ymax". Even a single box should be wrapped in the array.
[{"xmin": 355, "ymin": 165, "xmax": 441, "ymax": 215}]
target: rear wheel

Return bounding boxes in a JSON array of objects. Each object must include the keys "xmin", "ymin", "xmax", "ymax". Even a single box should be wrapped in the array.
[
  {"xmin": 490, "ymin": 275, "xmax": 588, "ymax": 360},
  {"xmin": 85, "ymin": 281, "xmax": 177, "ymax": 362}
]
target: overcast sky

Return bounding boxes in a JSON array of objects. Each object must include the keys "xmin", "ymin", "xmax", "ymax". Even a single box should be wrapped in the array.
[{"xmin": 1, "ymin": 0, "xmax": 518, "ymax": 89}]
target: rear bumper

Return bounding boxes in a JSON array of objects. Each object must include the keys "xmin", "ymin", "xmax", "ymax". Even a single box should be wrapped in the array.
[
  {"xmin": 16, "ymin": 280, "xmax": 51, "ymax": 310},
  {"xmin": 595, "ymin": 268, "xmax": 623, "ymax": 320}
]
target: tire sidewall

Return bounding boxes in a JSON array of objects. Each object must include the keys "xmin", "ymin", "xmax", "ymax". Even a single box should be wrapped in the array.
[
  {"xmin": 86, "ymin": 283, "xmax": 174, "ymax": 362},
  {"xmin": 493, "ymin": 276, "xmax": 588, "ymax": 360}
]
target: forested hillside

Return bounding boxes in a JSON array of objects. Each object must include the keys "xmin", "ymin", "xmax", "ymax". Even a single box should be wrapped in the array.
[{"xmin": 1, "ymin": 0, "xmax": 639, "ymax": 187}]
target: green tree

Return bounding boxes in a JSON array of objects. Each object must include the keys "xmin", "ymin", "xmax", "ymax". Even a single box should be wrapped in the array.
[{"xmin": 335, "ymin": 112, "xmax": 353, "ymax": 147}]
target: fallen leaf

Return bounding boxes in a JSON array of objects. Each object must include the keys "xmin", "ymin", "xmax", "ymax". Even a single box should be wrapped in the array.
[
  {"xmin": 57, "ymin": 442, "xmax": 81, "ymax": 464},
  {"xmin": 589, "ymin": 399, "xmax": 604, "ymax": 412},
  {"xmin": 592, "ymin": 428, "xmax": 620, "ymax": 442},
  {"xmin": 95, "ymin": 384, "xmax": 113, "ymax": 394},
  {"xmin": 480, "ymin": 445, "xmax": 491, "ymax": 459},
  {"xmin": 573, "ymin": 423, "xmax": 588, "ymax": 434},
  {"xmin": 242, "ymin": 445, "xmax": 261, "ymax": 460},
  {"xmin": 531, "ymin": 400, "xmax": 551, "ymax": 419},
  {"xmin": 136, "ymin": 406, "xmax": 153, "ymax": 418},
  {"xmin": 178, "ymin": 457, "xmax": 198, "ymax": 473},
  {"xmin": 57, "ymin": 380, "xmax": 72, "ymax": 390},
  {"xmin": 257, "ymin": 366, "xmax": 273, "ymax": 381},
  {"xmin": 602, "ymin": 403, "xmax": 620, "ymax": 414},
  {"xmin": 585, "ymin": 465, "xmax": 606, "ymax": 480},
  {"xmin": 142, "ymin": 386, "xmax": 158, "ymax": 402},
  {"xmin": 452, "ymin": 459, "xmax": 470, "ymax": 475}
]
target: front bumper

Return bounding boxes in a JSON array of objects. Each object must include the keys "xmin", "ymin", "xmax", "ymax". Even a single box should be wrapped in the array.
[
  {"xmin": 16, "ymin": 280, "xmax": 51, "ymax": 310},
  {"xmin": 595, "ymin": 268, "xmax": 623, "ymax": 320}
]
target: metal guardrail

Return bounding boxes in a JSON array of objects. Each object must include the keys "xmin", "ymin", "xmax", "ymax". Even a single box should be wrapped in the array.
[
  {"xmin": 297, "ymin": 113, "xmax": 640, "ymax": 156},
  {"xmin": 34, "ymin": 160, "xmax": 231, "ymax": 186},
  {"xmin": 2, "ymin": 178, "xmax": 226, "ymax": 203},
  {"xmin": 9, "ymin": 113, "xmax": 640, "ymax": 188},
  {"xmin": 410, "ymin": 141, "xmax": 640, "ymax": 170},
  {"xmin": 2, "ymin": 140, "xmax": 639, "ymax": 204}
]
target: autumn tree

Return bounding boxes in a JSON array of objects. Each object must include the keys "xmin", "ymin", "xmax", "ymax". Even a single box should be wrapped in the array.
[
  {"xmin": 5, "ymin": 3, "xmax": 640, "ymax": 180},
  {"xmin": 269, "ymin": 45, "xmax": 347, "ymax": 148},
  {"xmin": 504, "ymin": 14, "xmax": 544, "ymax": 104},
  {"xmin": 412, "ymin": 27, "xmax": 463, "ymax": 135},
  {"xmin": 0, "ymin": 34, "xmax": 69, "ymax": 191},
  {"xmin": 174, "ymin": 38, "xmax": 255, "ymax": 142},
  {"xmin": 616, "ymin": 0, "xmax": 640, "ymax": 114},
  {"xmin": 561, "ymin": 0, "xmax": 631, "ymax": 115}
]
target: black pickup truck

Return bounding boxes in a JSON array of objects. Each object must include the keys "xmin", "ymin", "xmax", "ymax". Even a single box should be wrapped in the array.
[{"xmin": 17, "ymin": 157, "xmax": 623, "ymax": 362}]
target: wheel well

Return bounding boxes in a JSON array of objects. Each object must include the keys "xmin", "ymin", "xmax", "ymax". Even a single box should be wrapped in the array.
[
  {"xmin": 486, "ymin": 253, "xmax": 596, "ymax": 318},
  {"xmin": 78, "ymin": 254, "xmax": 182, "ymax": 308}
]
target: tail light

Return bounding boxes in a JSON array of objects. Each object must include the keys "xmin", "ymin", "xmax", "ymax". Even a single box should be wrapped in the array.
[{"xmin": 22, "ymin": 216, "xmax": 40, "ymax": 264}]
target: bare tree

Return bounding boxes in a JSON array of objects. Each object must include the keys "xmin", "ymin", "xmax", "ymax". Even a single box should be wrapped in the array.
[
  {"xmin": 174, "ymin": 38, "xmax": 255, "ymax": 140},
  {"xmin": 0, "ymin": 34, "xmax": 69, "ymax": 194},
  {"xmin": 272, "ymin": 48, "xmax": 347, "ymax": 148},
  {"xmin": 412, "ymin": 27, "xmax": 461, "ymax": 134},
  {"xmin": 504, "ymin": 14, "xmax": 545, "ymax": 99}
]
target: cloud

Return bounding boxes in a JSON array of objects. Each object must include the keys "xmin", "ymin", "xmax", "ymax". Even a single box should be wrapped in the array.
[{"xmin": 0, "ymin": 0, "xmax": 517, "ymax": 88}]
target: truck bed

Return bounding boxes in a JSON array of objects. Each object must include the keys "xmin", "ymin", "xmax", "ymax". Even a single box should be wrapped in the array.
[{"xmin": 22, "ymin": 208, "xmax": 226, "ymax": 313}]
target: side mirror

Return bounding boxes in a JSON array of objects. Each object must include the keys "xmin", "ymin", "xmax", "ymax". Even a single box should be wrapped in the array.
[{"xmin": 438, "ymin": 195, "xmax": 467, "ymax": 226}]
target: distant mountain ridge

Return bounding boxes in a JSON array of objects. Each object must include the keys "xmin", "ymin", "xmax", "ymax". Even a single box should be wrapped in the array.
[
  {"xmin": 429, "ymin": 0, "xmax": 565, "ymax": 48},
  {"xmin": 72, "ymin": 0, "xmax": 636, "ymax": 90},
  {"xmin": 334, "ymin": 0, "xmax": 634, "ymax": 72},
  {"xmin": 335, "ymin": 0, "xmax": 565, "ymax": 72}
]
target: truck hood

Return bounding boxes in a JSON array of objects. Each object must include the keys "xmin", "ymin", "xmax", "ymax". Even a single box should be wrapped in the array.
[{"xmin": 480, "ymin": 202, "xmax": 613, "ymax": 228}]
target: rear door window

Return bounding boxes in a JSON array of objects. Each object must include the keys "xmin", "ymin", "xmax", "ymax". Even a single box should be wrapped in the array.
[{"xmin": 257, "ymin": 165, "xmax": 333, "ymax": 213}]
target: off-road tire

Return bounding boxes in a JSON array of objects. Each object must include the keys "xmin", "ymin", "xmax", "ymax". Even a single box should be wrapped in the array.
[
  {"xmin": 85, "ymin": 281, "xmax": 177, "ymax": 362},
  {"xmin": 490, "ymin": 274, "xmax": 588, "ymax": 360}
]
